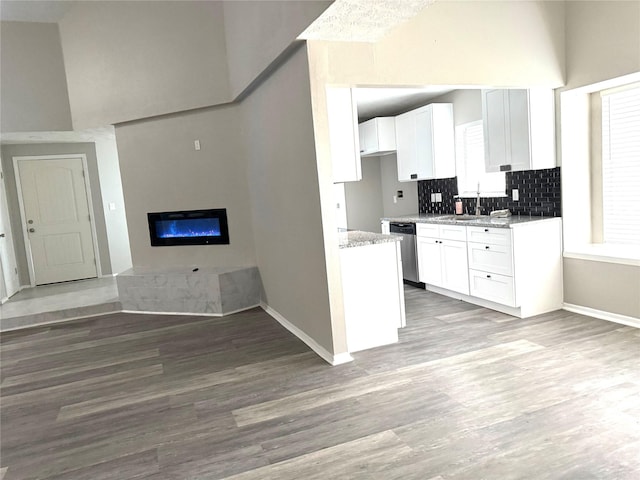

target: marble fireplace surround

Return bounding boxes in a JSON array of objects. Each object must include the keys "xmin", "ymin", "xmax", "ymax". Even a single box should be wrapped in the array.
[{"xmin": 116, "ymin": 266, "xmax": 261, "ymax": 316}]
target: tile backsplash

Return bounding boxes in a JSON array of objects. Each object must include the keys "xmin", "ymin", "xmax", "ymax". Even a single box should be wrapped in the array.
[{"xmin": 418, "ymin": 167, "xmax": 561, "ymax": 217}]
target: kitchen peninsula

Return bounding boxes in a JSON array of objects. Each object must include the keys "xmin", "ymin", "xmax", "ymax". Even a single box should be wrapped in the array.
[{"xmin": 338, "ymin": 230, "xmax": 406, "ymax": 352}]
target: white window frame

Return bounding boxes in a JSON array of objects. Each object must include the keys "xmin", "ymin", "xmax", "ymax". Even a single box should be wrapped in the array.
[{"xmin": 455, "ymin": 120, "xmax": 506, "ymax": 198}]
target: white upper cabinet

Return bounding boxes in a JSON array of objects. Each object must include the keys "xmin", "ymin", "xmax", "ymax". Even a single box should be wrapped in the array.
[
  {"xmin": 482, "ymin": 89, "xmax": 555, "ymax": 173},
  {"xmin": 359, "ymin": 117, "xmax": 396, "ymax": 157},
  {"xmin": 326, "ymin": 87, "xmax": 361, "ymax": 183},
  {"xmin": 395, "ymin": 103, "xmax": 455, "ymax": 182}
]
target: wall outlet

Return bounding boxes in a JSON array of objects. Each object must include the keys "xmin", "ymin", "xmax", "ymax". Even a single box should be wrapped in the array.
[
  {"xmin": 194, "ymin": 139, "xmax": 201, "ymax": 151},
  {"xmin": 393, "ymin": 195, "xmax": 398, "ymax": 204},
  {"xmin": 435, "ymin": 192, "xmax": 442, "ymax": 202},
  {"xmin": 430, "ymin": 193, "xmax": 436, "ymax": 202},
  {"xmin": 512, "ymin": 189, "xmax": 519, "ymax": 201}
]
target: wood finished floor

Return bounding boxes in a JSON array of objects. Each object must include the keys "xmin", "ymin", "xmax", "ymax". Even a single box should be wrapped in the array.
[{"xmin": 1, "ymin": 286, "xmax": 639, "ymax": 479}]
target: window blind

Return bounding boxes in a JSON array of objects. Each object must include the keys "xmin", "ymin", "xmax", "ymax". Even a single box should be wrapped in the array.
[
  {"xmin": 455, "ymin": 121, "xmax": 505, "ymax": 196},
  {"xmin": 601, "ymin": 86, "xmax": 640, "ymax": 246}
]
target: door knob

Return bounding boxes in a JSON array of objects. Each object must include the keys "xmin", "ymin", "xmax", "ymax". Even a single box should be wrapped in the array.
[
  {"xmin": 29, "ymin": 228, "xmax": 35, "ymax": 233},
  {"xmin": 28, "ymin": 219, "xmax": 34, "ymax": 224}
]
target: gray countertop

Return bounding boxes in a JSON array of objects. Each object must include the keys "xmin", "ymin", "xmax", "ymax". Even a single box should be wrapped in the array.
[
  {"xmin": 381, "ymin": 213, "xmax": 560, "ymax": 229},
  {"xmin": 338, "ymin": 230, "xmax": 402, "ymax": 249}
]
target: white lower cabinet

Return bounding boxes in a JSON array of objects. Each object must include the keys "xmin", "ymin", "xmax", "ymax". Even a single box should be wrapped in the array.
[
  {"xmin": 417, "ymin": 224, "xmax": 469, "ymax": 295},
  {"xmin": 468, "ymin": 269, "xmax": 516, "ymax": 307},
  {"xmin": 415, "ymin": 219, "xmax": 563, "ymax": 318}
]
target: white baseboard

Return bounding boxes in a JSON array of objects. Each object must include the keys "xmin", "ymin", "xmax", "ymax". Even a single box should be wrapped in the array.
[
  {"xmin": 563, "ymin": 303, "xmax": 640, "ymax": 329},
  {"xmin": 120, "ymin": 304, "xmax": 260, "ymax": 318},
  {"xmin": 261, "ymin": 302, "xmax": 353, "ymax": 366}
]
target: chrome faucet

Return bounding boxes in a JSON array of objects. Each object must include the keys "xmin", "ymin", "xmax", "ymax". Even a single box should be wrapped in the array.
[{"xmin": 475, "ymin": 183, "xmax": 482, "ymax": 216}]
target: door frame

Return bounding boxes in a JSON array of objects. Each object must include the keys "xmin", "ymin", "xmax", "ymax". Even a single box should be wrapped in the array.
[
  {"xmin": 0, "ymin": 158, "xmax": 21, "ymax": 302},
  {"xmin": 12, "ymin": 154, "xmax": 102, "ymax": 287}
]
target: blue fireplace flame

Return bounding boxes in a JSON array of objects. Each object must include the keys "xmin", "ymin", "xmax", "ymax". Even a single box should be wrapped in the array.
[{"xmin": 156, "ymin": 218, "xmax": 221, "ymax": 238}]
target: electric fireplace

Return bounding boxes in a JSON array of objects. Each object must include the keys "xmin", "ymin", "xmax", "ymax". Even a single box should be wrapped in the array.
[{"xmin": 147, "ymin": 209, "xmax": 229, "ymax": 246}]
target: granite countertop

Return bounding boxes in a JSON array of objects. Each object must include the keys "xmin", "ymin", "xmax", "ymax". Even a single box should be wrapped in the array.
[
  {"xmin": 381, "ymin": 213, "xmax": 560, "ymax": 229},
  {"xmin": 338, "ymin": 230, "xmax": 402, "ymax": 249}
]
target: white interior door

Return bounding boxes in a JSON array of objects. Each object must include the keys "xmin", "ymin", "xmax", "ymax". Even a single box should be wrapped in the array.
[
  {"xmin": 15, "ymin": 156, "xmax": 97, "ymax": 286},
  {"xmin": 1, "ymin": 161, "xmax": 20, "ymax": 301}
]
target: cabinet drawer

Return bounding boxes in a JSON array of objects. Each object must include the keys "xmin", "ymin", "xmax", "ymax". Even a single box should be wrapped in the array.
[
  {"xmin": 469, "ymin": 269, "xmax": 516, "ymax": 307},
  {"xmin": 467, "ymin": 226, "xmax": 511, "ymax": 246},
  {"xmin": 467, "ymin": 242, "xmax": 513, "ymax": 276},
  {"xmin": 416, "ymin": 223, "xmax": 439, "ymax": 238},
  {"xmin": 438, "ymin": 224, "xmax": 467, "ymax": 242}
]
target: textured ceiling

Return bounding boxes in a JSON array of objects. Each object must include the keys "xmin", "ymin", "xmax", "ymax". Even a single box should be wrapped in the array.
[{"xmin": 299, "ymin": 0, "xmax": 436, "ymax": 42}]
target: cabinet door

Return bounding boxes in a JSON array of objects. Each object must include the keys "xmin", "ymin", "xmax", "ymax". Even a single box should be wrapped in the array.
[
  {"xmin": 431, "ymin": 104, "xmax": 456, "ymax": 178},
  {"xmin": 507, "ymin": 89, "xmax": 531, "ymax": 171},
  {"xmin": 440, "ymin": 239, "xmax": 469, "ymax": 295},
  {"xmin": 483, "ymin": 89, "xmax": 509, "ymax": 173},
  {"xmin": 417, "ymin": 236, "xmax": 442, "ymax": 285},
  {"xmin": 415, "ymin": 107, "xmax": 435, "ymax": 179},
  {"xmin": 395, "ymin": 111, "xmax": 418, "ymax": 181},
  {"xmin": 359, "ymin": 119, "xmax": 377, "ymax": 155},
  {"xmin": 326, "ymin": 87, "xmax": 361, "ymax": 182},
  {"xmin": 467, "ymin": 241, "xmax": 513, "ymax": 276},
  {"xmin": 469, "ymin": 268, "xmax": 516, "ymax": 307}
]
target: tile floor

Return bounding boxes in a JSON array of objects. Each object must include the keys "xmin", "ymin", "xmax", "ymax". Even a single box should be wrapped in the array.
[{"xmin": 0, "ymin": 277, "xmax": 120, "ymax": 331}]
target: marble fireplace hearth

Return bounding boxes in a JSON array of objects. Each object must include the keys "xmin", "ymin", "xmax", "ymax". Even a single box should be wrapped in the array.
[{"xmin": 116, "ymin": 266, "xmax": 261, "ymax": 315}]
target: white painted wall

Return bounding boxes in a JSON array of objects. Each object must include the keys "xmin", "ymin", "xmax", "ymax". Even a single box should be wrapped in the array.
[
  {"xmin": 222, "ymin": 1, "xmax": 331, "ymax": 99},
  {"xmin": 0, "ymin": 21, "xmax": 72, "ymax": 132},
  {"xmin": 114, "ymin": 106, "xmax": 256, "ymax": 270},
  {"xmin": 58, "ymin": 1, "xmax": 231, "ymax": 129}
]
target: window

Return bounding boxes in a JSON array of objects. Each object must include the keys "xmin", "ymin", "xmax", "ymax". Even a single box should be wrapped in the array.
[
  {"xmin": 455, "ymin": 121, "xmax": 505, "ymax": 197},
  {"xmin": 601, "ymin": 84, "xmax": 640, "ymax": 246}
]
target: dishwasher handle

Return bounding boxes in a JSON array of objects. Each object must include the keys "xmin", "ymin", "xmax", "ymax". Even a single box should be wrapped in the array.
[{"xmin": 389, "ymin": 222, "xmax": 416, "ymax": 235}]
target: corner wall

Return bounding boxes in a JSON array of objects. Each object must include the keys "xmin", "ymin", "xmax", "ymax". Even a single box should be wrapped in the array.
[
  {"xmin": 241, "ymin": 46, "xmax": 335, "ymax": 356},
  {"xmin": 114, "ymin": 106, "xmax": 256, "ymax": 270}
]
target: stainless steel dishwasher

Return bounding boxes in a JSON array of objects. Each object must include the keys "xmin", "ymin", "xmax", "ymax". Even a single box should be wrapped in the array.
[{"xmin": 389, "ymin": 222, "xmax": 421, "ymax": 285}]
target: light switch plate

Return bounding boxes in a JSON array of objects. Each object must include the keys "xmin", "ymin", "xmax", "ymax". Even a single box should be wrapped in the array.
[
  {"xmin": 430, "ymin": 193, "xmax": 436, "ymax": 202},
  {"xmin": 435, "ymin": 193, "xmax": 442, "ymax": 202},
  {"xmin": 512, "ymin": 189, "xmax": 519, "ymax": 201}
]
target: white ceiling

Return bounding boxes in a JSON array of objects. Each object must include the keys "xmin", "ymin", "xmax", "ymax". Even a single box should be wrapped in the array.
[
  {"xmin": 0, "ymin": 0, "xmax": 76, "ymax": 22},
  {"xmin": 354, "ymin": 86, "xmax": 456, "ymax": 121}
]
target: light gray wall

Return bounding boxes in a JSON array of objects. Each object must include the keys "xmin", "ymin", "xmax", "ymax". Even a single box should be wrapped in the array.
[
  {"xmin": 1, "ymin": 143, "xmax": 112, "ymax": 284},
  {"xmin": 58, "ymin": 1, "xmax": 231, "ymax": 129},
  {"xmin": 94, "ymin": 135, "xmax": 132, "ymax": 274},
  {"xmin": 222, "ymin": 1, "xmax": 331, "ymax": 99},
  {"xmin": 114, "ymin": 105, "xmax": 256, "ymax": 270},
  {"xmin": 344, "ymin": 157, "xmax": 384, "ymax": 232},
  {"xmin": 380, "ymin": 155, "xmax": 419, "ymax": 219},
  {"xmin": 564, "ymin": 258, "xmax": 640, "ymax": 318},
  {"xmin": 431, "ymin": 89, "xmax": 483, "ymax": 126},
  {"xmin": 565, "ymin": 0, "xmax": 640, "ymax": 90},
  {"xmin": 561, "ymin": 0, "xmax": 640, "ymax": 318},
  {"xmin": 0, "ymin": 21, "xmax": 72, "ymax": 132},
  {"xmin": 242, "ymin": 46, "xmax": 334, "ymax": 353}
]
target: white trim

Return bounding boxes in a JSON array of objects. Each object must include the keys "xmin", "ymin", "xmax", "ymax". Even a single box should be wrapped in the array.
[
  {"xmin": 121, "ymin": 304, "xmax": 260, "ymax": 317},
  {"xmin": 563, "ymin": 303, "xmax": 640, "ymax": 329},
  {"xmin": 425, "ymin": 283, "xmax": 523, "ymax": 318},
  {"xmin": 261, "ymin": 302, "xmax": 353, "ymax": 366},
  {"xmin": 563, "ymin": 249, "xmax": 640, "ymax": 267},
  {"xmin": 12, "ymin": 154, "xmax": 102, "ymax": 286}
]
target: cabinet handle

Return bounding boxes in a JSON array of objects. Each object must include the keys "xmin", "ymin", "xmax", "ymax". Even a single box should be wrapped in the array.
[
  {"xmin": 486, "ymin": 275, "xmax": 492, "ymax": 279},
  {"xmin": 410, "ymin": 173, "xmax": 418, "ymax": 180},
  {"xmin": 484, "ymin": 228, "xmax": 489, "ymax": 232},
  {"xmin": 485, "ymin": 246, "xmax": 490, "ymax": 250}
]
